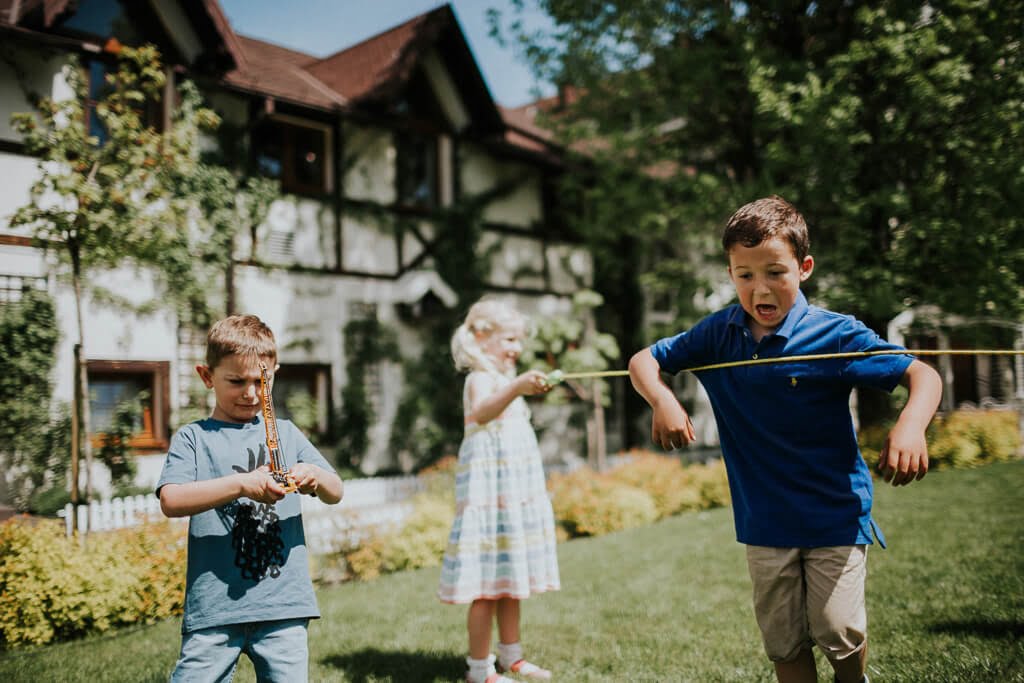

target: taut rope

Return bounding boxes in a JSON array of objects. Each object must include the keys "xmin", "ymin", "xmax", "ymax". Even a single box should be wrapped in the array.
[{"xmin": 546, "ymin": 349, "xmax": 1024, "ymax": 384}]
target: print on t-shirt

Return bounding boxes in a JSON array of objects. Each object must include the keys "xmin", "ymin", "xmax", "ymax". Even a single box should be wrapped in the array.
[{"xmin": 230, "ymin": 442, "xmax": 285, "ymax": 581}]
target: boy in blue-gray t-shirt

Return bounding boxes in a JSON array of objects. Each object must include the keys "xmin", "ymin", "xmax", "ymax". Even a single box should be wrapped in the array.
[
  {"xmin": 629, "ymin": 196, "xmax": 942, "ymax": 683},
  {"xmin": 157, "ymin": 314, "xmax": 343, "ymax": 682}
]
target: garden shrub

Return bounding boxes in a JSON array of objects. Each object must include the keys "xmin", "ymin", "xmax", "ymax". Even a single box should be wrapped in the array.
[
  {"xmin": 110, "ymin": 523, "xmax": 187, "ymax": 623},
  {"xmin": 606, "ymin": 451, "xmax": 703, "ymax": 518},
  {"xmin": 688, "ymin": 458, "xmax": 732, "ymax": 508},
  {"xmin": 343, "ymin": 491, "xmax": 454, "ymax": 581},
  {"xmin": 859, "ymin": 409, "xmax": 1021, "ymax": 471},
  {"xmin": 0, "ymin": 518, "xmax": 186, "ymax": 648},
  {"xmin": 548, "ymin": 469, "xmax": 658, "ymax": 538},
  {"xmin": 928, "ymin": 409, "xmax": 1020, "ymax": 469}
]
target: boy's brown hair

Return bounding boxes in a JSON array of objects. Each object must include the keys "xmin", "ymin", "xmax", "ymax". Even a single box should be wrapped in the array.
[
  {"xmin": 205, "ymin": 314, "xmax": 277, "ymax": 368},
  {"xmin": 722, "ymin": 195, "xmax": 810, "ymax": 262}
]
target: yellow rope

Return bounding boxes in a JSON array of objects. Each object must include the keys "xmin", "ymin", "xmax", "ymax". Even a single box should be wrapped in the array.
[{"xmin": 551, "ymin": 348, "xmax": 1024, "ymax": 382}]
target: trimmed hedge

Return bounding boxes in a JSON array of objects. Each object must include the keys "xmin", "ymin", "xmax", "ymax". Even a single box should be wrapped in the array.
[
  {"xmin": 859, "ymin": 408, "xmax": 1021, "ymax": 470},
  {"xmin": 336, "ymin": 452, "xmax": 731, "ymax": 582},
  {"xmin": 0, "ymin": 519, "xmax": 186, "ymax": 648}
]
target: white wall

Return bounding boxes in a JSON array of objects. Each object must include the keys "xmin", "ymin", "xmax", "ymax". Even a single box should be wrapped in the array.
[
  {"xmin": 460, "ymin": 143, "xmax": 542, "ymax": 227},
  {"xmin": 0, "ymin": 47, "xmax": 64, "ymax": 142},
  {"xmin": 343, "ymin": 125, "xmax": 395, "ymax": 204}
]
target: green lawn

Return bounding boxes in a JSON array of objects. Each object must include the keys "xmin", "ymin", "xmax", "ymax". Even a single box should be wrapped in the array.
[{"xmin": 1, "ymin": 461, "xmax": 1022, "ymax": 682}]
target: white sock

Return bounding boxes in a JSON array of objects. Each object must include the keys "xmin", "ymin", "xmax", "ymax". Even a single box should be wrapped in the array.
[
  {"xmin": 497, "ymin": 641, "xmax": 523, "ymax": 670},
  {"xmin": 466, "ymin": 654, "xmax": 496, "ymax": 683}
]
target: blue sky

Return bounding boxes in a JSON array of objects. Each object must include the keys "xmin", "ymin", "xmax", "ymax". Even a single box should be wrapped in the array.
[{"xmin": 217, "ymin": 0, "xmax": 556, "ymax": 108}]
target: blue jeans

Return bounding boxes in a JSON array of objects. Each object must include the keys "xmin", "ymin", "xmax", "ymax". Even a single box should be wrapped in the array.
[{"xmin": 171, "ymin": 618, "xmax": 309, "ymax": 682}]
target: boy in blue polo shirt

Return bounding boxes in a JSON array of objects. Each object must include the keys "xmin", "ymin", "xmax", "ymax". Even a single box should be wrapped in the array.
[{"xmin": 629, "ymin": 196, "xmax": 942, "ymax": 683}]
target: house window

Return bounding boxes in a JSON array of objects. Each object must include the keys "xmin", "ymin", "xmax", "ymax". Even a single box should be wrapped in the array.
[
  {"xmin": 395, "ymin": 130, "xmax": 438, "ymax": 209},
  {"xmin": 87, "ymin": 360, "xmax": 169, "ymax": 452},
  {"xmin": 253, "ymin": 117, "xmax": 330, "ymax": 196},
  {"xmin": 0, "ymin": 275, "xmax": 47, "ymax": 304},
  {"xmin": 274, "ymin": 363, "xmax": 331, "ymax": 436},
  {"xmin": 58, "ymin": 0, "xmax": 139, "ymax": 41}
]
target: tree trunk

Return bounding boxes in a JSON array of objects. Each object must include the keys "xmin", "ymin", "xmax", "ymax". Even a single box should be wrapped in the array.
[
  {"xmin": 71, "ymin": 245, "xmax": 94, "ymax": 513},
  {"xmin": 592, "ymin": 379, "xmax": 607, "ymax": 472}
]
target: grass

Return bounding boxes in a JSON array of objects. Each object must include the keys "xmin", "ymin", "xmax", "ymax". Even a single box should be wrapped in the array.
[{"xmin": 1, "ymin": 461, "xmax": 1021, "ymax": 682}]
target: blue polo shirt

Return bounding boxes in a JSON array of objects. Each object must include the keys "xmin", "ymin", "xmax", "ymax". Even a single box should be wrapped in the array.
[{"xmin": 650, "ymin": 291, "xmax": 912, "ymax": 548}]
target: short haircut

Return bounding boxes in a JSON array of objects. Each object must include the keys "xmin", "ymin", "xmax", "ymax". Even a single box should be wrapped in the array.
[
  {"xmin": 205, "ymin": 314, "xmax": 277, "ymax": 369},
  {"xmin": 722, "ymin": 195, "xmax": 810, "ymax": 262}
]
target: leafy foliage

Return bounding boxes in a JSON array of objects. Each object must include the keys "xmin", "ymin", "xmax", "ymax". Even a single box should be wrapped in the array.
[
  {"xmin": 0, "ymin": 289, "xmax": 70, "ymax": 512},
  {"xmin": 8, "ymin": 45, "xmax": 226, "ymax": 501},
  {"xmin": 94, "ymin": 391, "xmax": 148, "ymax": 492},
  {"xmin": 335, "ymin": 317, "xmax": 399, "ymax": 469},
  {"xmin": 496, "ymin": 0, "xmax": 1024, "ymax": 332},
  {"xmin": 859, "ymin": 408, "xmax": 1021, "ymax": 469},
  {"xmin": 0, "ymin": 519, "xmax": 186, "ymax": 648}
]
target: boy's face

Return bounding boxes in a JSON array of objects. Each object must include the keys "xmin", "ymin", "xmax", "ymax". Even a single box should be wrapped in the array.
[
  {"xmin": 728, "ymin": 237, "xmax": 814, "ymax": 339},
  {"xmin": 196, "ymin": 353, "xmax": 278, "ymax": 424}
]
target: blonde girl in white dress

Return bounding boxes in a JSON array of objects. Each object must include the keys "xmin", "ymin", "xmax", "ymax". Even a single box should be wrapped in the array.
[{"xmin": 438, "ymin": 299, "xmax": 561, "ymax": 683}]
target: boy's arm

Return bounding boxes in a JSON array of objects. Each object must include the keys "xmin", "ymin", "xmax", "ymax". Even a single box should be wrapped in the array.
[
  {"xmin": 878, "ymin": 359, "xmax": 943, "ymax": 486},
  {"xmin": 160, "ymin": 468, "xmax": 287, "ymax": 517},
  {"xmin": 628, "ymin": 347, "xmax": 695, "ymax": 450}
]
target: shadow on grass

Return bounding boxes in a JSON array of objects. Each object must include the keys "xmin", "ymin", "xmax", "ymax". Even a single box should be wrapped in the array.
[
  {"xmin": 928, "ymin": 619, "xmax": 1024, "ymax": 639},
  {"xmin": 321, "ymin": 647, "xmax": 464, "ymax": 682}
]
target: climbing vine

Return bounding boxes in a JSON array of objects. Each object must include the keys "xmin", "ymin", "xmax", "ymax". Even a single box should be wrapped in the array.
[{"xmin": 335, "ymin": 317, "xmax": 399, "ymax": 469}]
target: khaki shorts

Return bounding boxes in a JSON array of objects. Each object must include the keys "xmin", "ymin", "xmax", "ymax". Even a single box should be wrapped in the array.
[{"xmin": 745, "ymin": 544, "xmax": 867, "ymax": 662}]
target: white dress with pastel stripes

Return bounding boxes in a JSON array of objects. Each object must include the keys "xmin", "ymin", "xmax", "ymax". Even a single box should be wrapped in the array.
[{"xmin": 437, "ymin": 371, "xmax": 561, "ymax": 603}]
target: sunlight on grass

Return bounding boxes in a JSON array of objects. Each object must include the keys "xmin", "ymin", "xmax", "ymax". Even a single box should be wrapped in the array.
[{"xmin": 1, "ymin": 461, "xmax": 1021, "ymax": 682}]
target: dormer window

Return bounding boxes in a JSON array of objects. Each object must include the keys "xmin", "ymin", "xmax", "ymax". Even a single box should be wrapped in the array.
[
  {"xmin": 253, "ymin": 116, "xmax": 331, "ymax": 196},
  {"xmin": 395, "ymin": 129, "xmax": 438, "ymax": 209},
  {"xmin": 57, "ymin": 0, "xmax": 144, "ymax": 45}
]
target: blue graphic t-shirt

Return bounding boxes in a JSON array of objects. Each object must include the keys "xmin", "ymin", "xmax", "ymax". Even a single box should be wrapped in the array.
[{"xmin": 156, "ymin": 416, "xmax": 334, "ymax": 633}]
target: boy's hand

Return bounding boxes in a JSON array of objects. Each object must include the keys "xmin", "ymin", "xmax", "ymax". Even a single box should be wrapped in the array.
[
  {"xmin": 877, "ymin": 421, "xmax": 929, "ymax": 486},
  {"xmin": 239, "ymin": 466, "xmax": 288, "ymax": 504},
  {"xmin": 289, "ymin": 462, "xmax": 323, "ymax": 497},
  {"xmin": 651, "ymin": 397, "xmax": 696, "ymax": 451}
]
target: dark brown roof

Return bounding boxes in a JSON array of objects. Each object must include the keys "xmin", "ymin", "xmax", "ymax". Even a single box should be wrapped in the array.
[
  {"xmin": 223, "ymin": 35, "xmax": 346, "ymax": 110},
  {"xmin": 304, "ymin": 6, "xmax": 449, "ymax": 103},
  {"xmin": 2, "ymin": 0, "xmax": 562, "ymax": 158}
]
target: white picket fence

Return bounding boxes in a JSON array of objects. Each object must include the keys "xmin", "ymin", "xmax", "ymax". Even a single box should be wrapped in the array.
[{"xmin": 58, "ymin": 474, "xmax": 426, "ymax": 553}]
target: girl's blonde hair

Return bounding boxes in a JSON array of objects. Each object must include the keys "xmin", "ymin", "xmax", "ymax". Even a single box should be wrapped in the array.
[{"xmin": 451, "ymin": 298, "xmax": 528, "ymax": 374}]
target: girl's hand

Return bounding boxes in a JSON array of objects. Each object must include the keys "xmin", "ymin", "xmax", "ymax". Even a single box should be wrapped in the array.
[{"xmin": 516, "ymin": 369, "xmax": 554, "ymax": 396}]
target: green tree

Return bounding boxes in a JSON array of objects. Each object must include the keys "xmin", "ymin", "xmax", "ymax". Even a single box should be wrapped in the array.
[
  {"xmin": 9, "ymin": 45, "xmax": 220, "ymax": 507},
  {"xmin": 496, "ymin": 0, "xmax": 1024, "ymax": 327},
  {"xmin": 523, "ymin": 289, "xmax": 620, "ymax": 469},
  {"xmin": 497, "ymin": 0, "xmax": 1023, "ymax": 429}
]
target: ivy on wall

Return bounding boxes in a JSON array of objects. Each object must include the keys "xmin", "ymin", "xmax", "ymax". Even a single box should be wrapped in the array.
[
  {"xmin": 0, "ymin": 289, "xmax": 71, "ymax": 513},
  {"xmin": 334, "ymin": 316, "xmax": 399, "ymax": 470}
]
